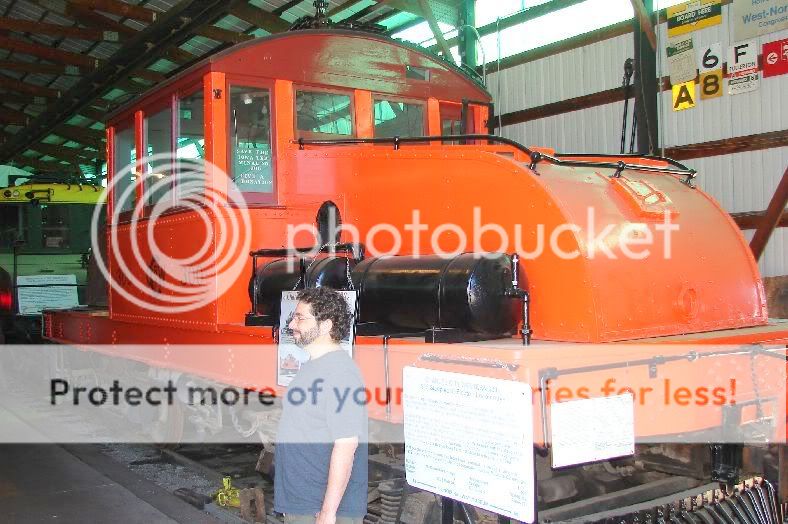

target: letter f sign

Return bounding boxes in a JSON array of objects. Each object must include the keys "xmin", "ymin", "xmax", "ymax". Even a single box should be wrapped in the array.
[{"xmin": 734, "ymin": 44, "xmax": 747, "ymax": 63}]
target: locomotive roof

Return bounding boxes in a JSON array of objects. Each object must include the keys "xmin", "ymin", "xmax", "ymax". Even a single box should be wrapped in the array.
[{"xmin": 107, "ymin": 28, "xmax": 491, "ymax": 123}]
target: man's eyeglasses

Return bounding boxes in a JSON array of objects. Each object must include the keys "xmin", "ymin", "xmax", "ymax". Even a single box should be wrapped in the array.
[{"xmin": 290, "ymin": 313, "xmax": 316, "ymax": 323}]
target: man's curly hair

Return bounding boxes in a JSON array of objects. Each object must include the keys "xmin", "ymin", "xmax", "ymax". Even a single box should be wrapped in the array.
[{"xmin": 297, "ymin": 287, "xmax": 353, "ymax": 342}]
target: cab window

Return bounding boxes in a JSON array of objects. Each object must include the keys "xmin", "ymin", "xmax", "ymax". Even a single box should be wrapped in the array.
[
  {"xmin": 144, "ymin": 104, "xmax": 173, "ymax": 206},
  {"xmin": 113, "ymin": 124, "xmax": 136, "ymax": 213},
  {"xmin": 176, "ymin": 89, "xmax": 205, "ymax": 197},
  {"xmin": 230, "ymin": 86, "xmax": 273, "ymax": 194},
  {"xmin": 296, "ymin": 90, "xmax": 353, "ymax": 137},
  {"xmin": 373, "ymin": 98, "xmax": 424, "ymax": 138}
]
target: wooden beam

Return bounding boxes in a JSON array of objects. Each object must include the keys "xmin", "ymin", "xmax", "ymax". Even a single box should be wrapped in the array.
[
  {"xmin": 164, "ymin": 46, "xmax": 198, "ymax": 66},
  {"xmin": 750, "ymin": 167, "xmax": 788, "ymax": 261},
  {"xmin": 328, "ymin": 0, "xmax": 367, "ymax": 17},
  {"xmin": 0, "ymin": 76, "xmax": 60, "ymax": 98},
  {"xmin": 53, "ymin": 124, "xmax": 104, "ymax": 148},
  {"xmin": 417, "ymin": 0, "xmax": 452, "ymax": 58},
  {"xmin": 0, "ymin": 60, "xmax": 86, "ymax": 76},
  {"xmin": 479, "ymin": 20, "xmax": 632, "ymax": 75},
  {"xmin": 343, "ymin": 4, "xmax": 381, "ymax": 23},
  {"xmin": 114, "ymin": 77, "xmax": 152, "ymax": 94},
  {"xmin": 69, "ymin": 0, "xmax": 159, "ymax": 23},
  {"xmin": 731, "ymin": 210, "xmax": 788, "ymax": 230},
  {"xmin": 0, "ymin": 35, "xmax": 100, "ymax": 68},
  {"xmin": 0, "ymin": 0, "xmax": 244, "ymax": 166},
  {"xmin": 229, "ymin": 3, "xmax": 290, "ymax": 33},
  {"xmin": 273, "ymin": 0, "xmax": 306, "ymax": 16},
  {"xmin": 65, "ymin": 3, "xmax": 136, "ymax": 38},
  {"xmin": 130, "ymin": 69, "xmax": 167, "ymax": 83},
  {"xmin": 0, "ymin": 90, "xmax": 49, "ymax": 105},
  {"xmin": 18, "ymin": 156, "xmax": 80, "ymax": 174},
  {"xmin": 30, "ymin": 142, "xmax": 100, "ymax": 162},
  {"xmin": 433, "ymin": 0, "xmax": 587, "ymax": 52},
  {"xmin": 665, "ymin": 130, "xmax": 788, "ymax": 161},
  {"xmin": 77, "ymin": 105, "xmax": 107, "ymax": 122},
  {"xmin": 367, "ymin": 8, "xmax": 400, "ymax": 25},
  {"xmin": 0, "ymin": 16, "xmax": 116, "ymax": 42},
  {"xmin": 0, "ymin": 105, "xmax": 30, "ymax": 125},
  {"xmin": 196, "ymin": 25, "xmax": 254, "ymax": 44},
  {"xmin": 474, "ymin": 1, "xmax": 734, "ymax": 77},
  {"xmin": 496, "ymin": 86, "xmax": 629, "ymax": 128},
  {"xmin": 630, "ymin": 0, "xmax": 657, "ymax": 50}
]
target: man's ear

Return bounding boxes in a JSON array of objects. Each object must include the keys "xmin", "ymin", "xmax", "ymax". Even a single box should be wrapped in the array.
[{"xmin": 319, "ymin": 318, "xmax": 333, "ymax": 337}]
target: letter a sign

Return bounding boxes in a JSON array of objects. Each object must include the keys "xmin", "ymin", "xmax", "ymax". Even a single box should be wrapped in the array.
[{"xmin": 672, "ymin": 80, "xmax": 696, "ymax": 111}]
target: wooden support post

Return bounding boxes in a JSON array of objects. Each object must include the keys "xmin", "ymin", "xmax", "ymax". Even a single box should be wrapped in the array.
[
  {"xmin": 632, "ymin": 0, "xmax": 658, "ymax": 154},
  {"xmin": 630, "ymin": 0, "xmax": 657, "ymax": 50},
  {"xmin": 750, "ymin": 166, "xmax": 788, "ymax": 261}
]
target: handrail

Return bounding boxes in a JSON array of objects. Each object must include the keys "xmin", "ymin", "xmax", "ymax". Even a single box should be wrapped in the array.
[
  {"xmin": 296, "ymin": 134, "xmax": 535, "ymax": 156},
  {"xmin": 556, "ymin": 152, "xmax": 693, "ymax": 172},
  {"xmin": 295, "ymin": 134, "xmax": 698, "ymax": 186}
]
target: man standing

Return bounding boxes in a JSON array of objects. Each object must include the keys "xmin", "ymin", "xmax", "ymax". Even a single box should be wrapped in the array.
[{"xmin": 275, "ymin": 287, "xmax": 368, "ymax": 524}]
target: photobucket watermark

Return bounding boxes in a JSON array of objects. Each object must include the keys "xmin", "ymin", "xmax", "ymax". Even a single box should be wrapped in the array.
[{"xmin": 287, "ymin": 206, "xmax": 680, "ymax": 262}]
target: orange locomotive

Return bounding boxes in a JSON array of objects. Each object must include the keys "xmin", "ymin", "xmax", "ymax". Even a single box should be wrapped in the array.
[{"xmin": 43, "ymin": 21, "xmax": 787, "ymax": 524}]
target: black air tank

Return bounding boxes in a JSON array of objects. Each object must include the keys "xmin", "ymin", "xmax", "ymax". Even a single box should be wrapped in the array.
[
  {"xmin": 351, "ymin": 253, "xmax": 519, "ymax": 335},
  {"xmin": 249, "ymin": 256, "xmax": 354, "ymax": 318}
]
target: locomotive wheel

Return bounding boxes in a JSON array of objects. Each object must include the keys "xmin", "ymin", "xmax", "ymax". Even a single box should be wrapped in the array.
[{"xmin": 149, "ymin": 398, "xmax": 186, "ymax": 446}]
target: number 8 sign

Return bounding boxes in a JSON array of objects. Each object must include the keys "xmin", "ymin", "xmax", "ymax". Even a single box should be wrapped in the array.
[{"xmin": 698, "ymin": 43, "xmax": 723, "ymax": 100}]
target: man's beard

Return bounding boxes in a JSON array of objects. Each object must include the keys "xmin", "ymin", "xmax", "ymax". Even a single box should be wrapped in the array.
[{"xmin": 293, "ymin": 325, "xmax": 321, "ymax": 349}]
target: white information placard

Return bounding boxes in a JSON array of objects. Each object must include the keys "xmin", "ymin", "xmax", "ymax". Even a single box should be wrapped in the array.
[
  {"xmin": 276, "ymin": 290, "xmax": 357, "ymax": 386},
  {"xmin": 16, "ymin": 274, "xmax": 79, "ymax": 315},
  {"xmin": 728, "ymin": 40, "xmax": 761, "ymax": 95},
  {"xmin": 550, "ymin": 394, "xmax": 635, "ymax": 468},
  {"xmin": 667, "ymin": 35, "xmax": 698, "ymax": 85},
  {"xmin": 403, "ymin": 367, "xmax": 534, "ymax": 523}
]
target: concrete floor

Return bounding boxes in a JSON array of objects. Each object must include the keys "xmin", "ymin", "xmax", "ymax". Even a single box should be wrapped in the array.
[{"xmin": 0, "ymin": 405, "xmax": 220, "ymax": 524}]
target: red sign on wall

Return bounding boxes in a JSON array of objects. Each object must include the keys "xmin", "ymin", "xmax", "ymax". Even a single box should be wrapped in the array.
[{"xmin": 762, "ymin": 38, "xmax": 788, "ymax": 78}]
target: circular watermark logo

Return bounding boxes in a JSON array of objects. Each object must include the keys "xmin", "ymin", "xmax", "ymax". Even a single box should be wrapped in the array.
[{"xmin": 91, "ymin": 154, "xmax": 252, "ymax": 314}]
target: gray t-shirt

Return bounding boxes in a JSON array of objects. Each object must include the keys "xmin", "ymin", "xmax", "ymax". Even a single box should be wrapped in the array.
[{"xmin": 274, "ymin": 350, "xmax": 368, "ymax": 517}]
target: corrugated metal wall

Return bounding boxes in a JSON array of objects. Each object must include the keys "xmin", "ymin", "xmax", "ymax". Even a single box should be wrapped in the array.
[
  {"xmin": 486, "ymin": 32, "xmax": 634, "ymax": 154},
  {"xmin": 487, "ymin": 6, "xmax": 787, "ymax": 278}
]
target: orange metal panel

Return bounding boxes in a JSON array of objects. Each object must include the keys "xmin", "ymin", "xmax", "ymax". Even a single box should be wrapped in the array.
[
  {"xmin": 426, "ymin": 97, "xmax": 441, "ymax": 135},
  {"xmin": 204, "ymin": 71, "xmax": 227, "ymax": 198},
  {"xmin": 354, "ymin": 89, "xmax": 374, "ymax": 139}
]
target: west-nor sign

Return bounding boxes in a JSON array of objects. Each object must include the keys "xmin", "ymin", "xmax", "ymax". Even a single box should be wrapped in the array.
[{"xmin": 733, "ymin": 0, "xmax": 788, "ymax": 40}]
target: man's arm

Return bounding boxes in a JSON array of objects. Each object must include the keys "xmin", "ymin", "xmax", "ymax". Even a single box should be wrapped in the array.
[{"xmin": 316, "ymin": 436, "xmax": 359, "ymax": 524}]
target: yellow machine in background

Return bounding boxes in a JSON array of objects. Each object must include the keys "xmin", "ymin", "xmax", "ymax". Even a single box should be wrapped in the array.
[{"xmin": 0, "ymin": 179, "xmax": 105, "ymax": 342}]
